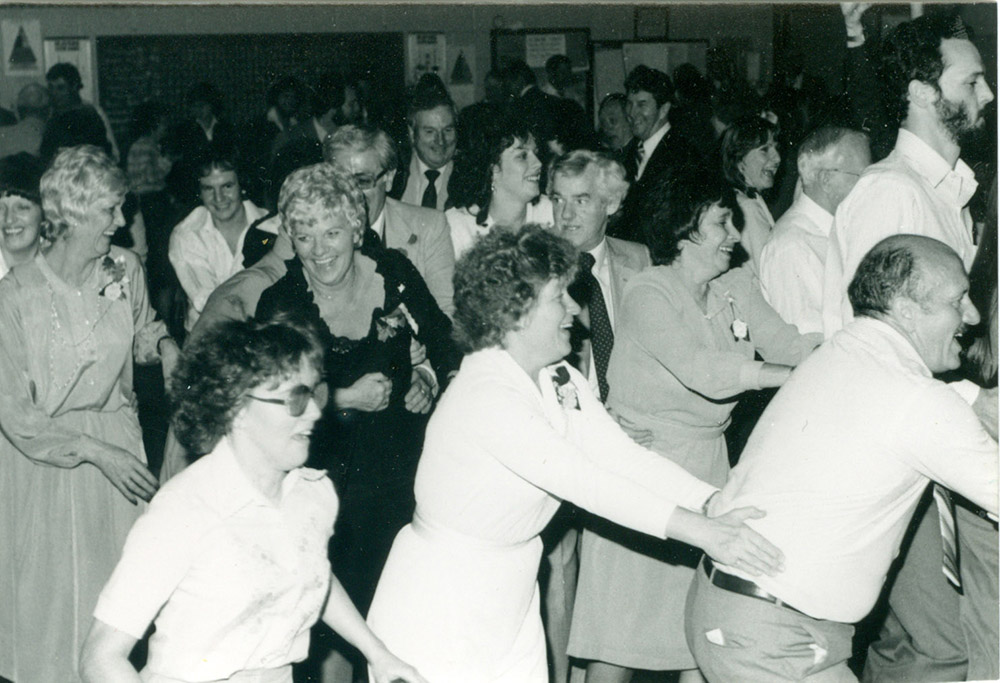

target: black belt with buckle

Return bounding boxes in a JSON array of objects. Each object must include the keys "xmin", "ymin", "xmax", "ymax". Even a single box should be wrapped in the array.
[{"xmin": 701, "ymin": 556, "xmax": 805, "ymax": 615}]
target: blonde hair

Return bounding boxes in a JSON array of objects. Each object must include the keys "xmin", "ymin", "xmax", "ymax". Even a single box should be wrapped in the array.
[
  {"xmin": 40, "ymin": 144, "xmax": 126, "ymax": 241},
  {"xmin": 278, "ymin": 162, "xmax": 366, "ymax": 239}
]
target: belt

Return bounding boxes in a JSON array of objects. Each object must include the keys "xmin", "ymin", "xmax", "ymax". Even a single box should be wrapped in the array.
[{"xmin": 701, "ymin": 556, "xmax": 805, "ymax": 615}]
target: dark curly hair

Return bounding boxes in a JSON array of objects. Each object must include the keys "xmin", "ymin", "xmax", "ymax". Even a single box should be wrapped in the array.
[
  {"xmin": 720, "ymin": 114, "xmax": 777, "ymax": 197},
  {"xmin": 453, "ymin": 223, "xmax": 577, "ymax": 352},
  {"xmin": 640, "ymin": 168, "xmax": 739, "ymax": 267},
  {"xmin": 450, "ymin": 111, "xmax": 535, "ymax": 225},
  {"xmin": 880, "ymin": 13, "xmax": 964, "ymax": 127},
  {"xmin": 169, "ymin": 316, "xmax": 324, "ymax": 456}
]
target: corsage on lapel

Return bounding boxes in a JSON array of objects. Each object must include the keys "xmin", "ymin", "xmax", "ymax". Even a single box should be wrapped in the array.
[
  {"xmin": 551, "ymin": 365, "xmax": 580, "ymax": 411},
  {"xmin": 98, "ymin": 254, "xmax": 129, "ymax": 301},
  {"xmin": 375, "ymin": 301, "xmax": 417, "ymax": 341}
]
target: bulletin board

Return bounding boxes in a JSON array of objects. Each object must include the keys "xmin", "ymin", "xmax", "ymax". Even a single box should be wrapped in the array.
[
  {"xmin": 593, "ymin": 39, "xmax": 708, "ymax": 123},
  {"xmin": 96, "ymin": 32, "xmax": 404, "ymax": 146},
  {"xmin": 491, "ymin": 28, "xmax": 593, "ymax": 121}
]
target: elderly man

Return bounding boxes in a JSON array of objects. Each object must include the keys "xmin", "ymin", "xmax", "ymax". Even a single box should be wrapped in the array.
[
  {"xmin": 0, "ymin": 83, "xmax": 49, "ymax": 158},
  {"xmin": 686, "ymin": 235, "xmax": 997, "ymax": 683},
  {"xmin": 389, "ymin": 89, "xmax": 457, "ymax": 212},
  {"xmin": 538, "ymin": 150, "xmax": 650, "ymax": 683},
  {"xmin": 759, "ymin": 127, "xmax": 870, "ymax": 333},
  {"xmin": 615, "ymin": 65, "xmax": 700, "ymax": 244},
  {"xmin": 818, "ymin": 15, "xmax": 996, "ymax": 681}
]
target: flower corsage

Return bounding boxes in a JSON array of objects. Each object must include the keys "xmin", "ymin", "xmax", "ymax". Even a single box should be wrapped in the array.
[
  {"xmin": 375, "ymin": 301, "xmax": 417, "ymax": 342},
  {"xmin": 551, "ymin": 365, "xmax": 580, "ymax": 411},
  {"xmin": 725, "ymin": 294, "xmax": 749, "ymax": 342},
  {"xmin": 98, "ymin": 254, "xmax": 129, "ymax": 301}
]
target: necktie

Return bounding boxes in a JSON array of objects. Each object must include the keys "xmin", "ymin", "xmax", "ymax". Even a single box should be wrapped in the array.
[
  {"xmin": 422, "ymin": 169, "xmax": 440, "ymax": 209},
  {"xmin": 932, "ymin": 484, "xmax": 961, "ymax": 588},
  {"xmin": 570, "ymin": 252, "xmax": 614, "ymax": 403},
  {"xmin": 634, "ymin": 144, "xmax": 645, "ymax": 177}
]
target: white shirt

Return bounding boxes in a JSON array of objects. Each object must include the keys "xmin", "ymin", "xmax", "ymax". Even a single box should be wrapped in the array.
[
  {"xmin": 714, "ymin": 317, "xmax": 997, "ymax": 623},
  {"xmin": 736, "ymin": 190, "xmax": 775, "ymax": 275},
  {"xmin": 168, "ymin": 200, "xmax": 270, "ymax": 331},
  {"xmin": 312, "ymin": 117, "xmax": 329, "ymax": 144},
  {"xmin": 759, "ymin": 192, "xmax": 833, "ymax": 334},
  {"xmin": 636, "ymin": 121, "xmax": 669, "ymax": 181},
  {"xmin": 369, "ymin": 206, "xmax": 387, "ymax": 242},
  {"xmin": 94, "ymin": 437, "xmax": 338, "ymax": 682},
  {"xmin": 0, "ymin": 251, "xmax": 8, "ymax": 281},
  {"xmin": 400, "ymin": 155, "xmax": 453, "ymax": 212},
  {"xmin": 584, "ymin": 238, "xmax": 615, "ymax": 397},
  {"xmin": 822, "ymin": 129, "xmax": 978, "ymax": 337},
  {"xmin": 446, "ymin": 195, "xmax": 554, "ymax": 260}
]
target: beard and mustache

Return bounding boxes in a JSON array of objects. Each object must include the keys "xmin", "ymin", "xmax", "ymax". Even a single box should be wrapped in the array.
[{"xmin": 935, "ymin": 92, "xmax": 989, "ymax": 147}]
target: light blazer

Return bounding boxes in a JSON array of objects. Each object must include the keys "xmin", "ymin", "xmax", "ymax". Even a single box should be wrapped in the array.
[
  {"xmin": 382, "ymin": 197, "xmax": 456, "ymax": 316},
  {"xmin": 576, "ymin": 235, "xmax": 652, "ymax": 379}
]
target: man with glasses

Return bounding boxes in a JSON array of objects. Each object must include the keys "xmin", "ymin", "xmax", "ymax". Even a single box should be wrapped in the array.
[
  {"xmin": 324, "ymin": 124, "xmax": 455, "ymax": 317},
  {"xmin": 759, "ymin": 127, "xmax": 870, "ymax": 334}
]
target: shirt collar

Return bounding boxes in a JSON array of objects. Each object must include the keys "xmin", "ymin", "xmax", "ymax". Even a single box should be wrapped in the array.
[
  {"xmin": 313, "ymin": 117, "xmax": 329, "ymax": 143},
  {"xmin": 845, "ymin": 316, "xmax": 932, "ymax": 379},
  {"xmin": 642, "ymin": 120, "xmax": 671, "ymax": 159},
  {"xmin": 587, "ymin": 236, "xmax": 609, "ymax": 272},
  {"xmin": 415, "ymin": 154, "xmax": 450, "ymax": 178},
  {"xmin": 370, "ymin": 207, "xmax": 386, "ymax": 240},
  {"xmin": 794, "ymin": 192, "xmax": 834, "ymax": 236},
  {"xmin": 894, "ymin": 129, "xmax": 978, "ymax": 207}
]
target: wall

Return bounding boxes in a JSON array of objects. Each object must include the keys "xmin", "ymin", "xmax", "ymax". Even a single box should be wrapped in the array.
[{"xmin": 1, "ymin": 2, "xmax": 778, "ymax": 111}]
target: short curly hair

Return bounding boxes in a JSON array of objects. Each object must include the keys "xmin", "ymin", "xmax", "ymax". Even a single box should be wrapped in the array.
[
  {"xmin": 169, "ymin": 316, "xmax": 324, "ymax": 456},
  {"xmin": 720, "ymin": 114, "xmax": 778, "ymax": 197},
  {"xmin": 278, "ymin": 162, "xmax": 366, "ymax": 239},
  {"xmin": 641, "ymin": 169, "xmax": 738, "ymax": 267},
  {"xmin": 453, "ymin": 223, "xmax": 577, "ymax": 352},
  {"xmin": 548, "ymin": 149, "xmax": 629, "ymax": 209},
  {"xmin": 40, "ymin": 144, "xmax": 127, "ymax": 242}
]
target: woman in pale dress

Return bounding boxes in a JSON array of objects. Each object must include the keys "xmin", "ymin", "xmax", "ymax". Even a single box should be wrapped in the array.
[
  {"xmin": 568, "ymin": 171, "xmax": 822, "ymax": 683},
  {"xmin": 721, "ymin": 114, "xmax": 781, "ymax": 273},
  {"xmin": 445, "ymin": 115, "xmax": 553, "ymax": 259},
  {"xmin": 0, "ymin": 145, "xmax": 180, "ymax": 683},
  {"xmin": 80, "ymin": 318, "xmax": 426, "ymax": 683},
  {"xmin": 366, "ymin": 224, "xmax": 785, "ymax": 683}
]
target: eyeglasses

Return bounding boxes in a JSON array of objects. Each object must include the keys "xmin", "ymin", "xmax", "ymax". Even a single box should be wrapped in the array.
[
  {"xmin": 826, "ymin": 168, "xmax": 862, "ymax": 178},
  {"xmin": 352, "ymin": 169, "xmax": 388, "ymax": 190},
  {"xmin": 247, "ymin": 382, "xmax": 329, "ymax": 417}
]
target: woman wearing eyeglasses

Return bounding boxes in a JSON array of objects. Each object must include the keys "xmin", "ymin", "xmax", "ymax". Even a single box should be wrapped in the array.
[
  {"xmin": 254, "ymin": 162, "xmax": 460, "ymax": 681},
  {"xmin": 79, "ymin": 318, "xmax": 428, "ymax": 683}
]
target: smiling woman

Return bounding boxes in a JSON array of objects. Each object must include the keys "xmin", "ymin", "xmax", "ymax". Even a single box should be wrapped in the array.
[{"xmin": 0, "ymin": 153, "xmax": 46, "ymax": 278}]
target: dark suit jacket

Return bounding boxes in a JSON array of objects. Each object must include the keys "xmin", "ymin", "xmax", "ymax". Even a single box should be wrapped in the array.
[{"xmin": 613, "ymin": 128, "xmax": 703, "ymax": 244}]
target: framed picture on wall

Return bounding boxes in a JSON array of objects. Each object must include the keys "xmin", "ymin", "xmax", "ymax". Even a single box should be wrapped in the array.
[{"xmin": 491, "ymin": 28, "xmax": 593, "ymax": 121}]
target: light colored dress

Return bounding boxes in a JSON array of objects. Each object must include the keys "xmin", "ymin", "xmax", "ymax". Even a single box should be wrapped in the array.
[
  {"xmin": 569, "ymin": 265, "xmax": 821, "ymax": 670},
  {"xmin": 445, "ymin": 195, "xmax": 553, "ymax": 259},
  {"xmin": 736, "ymin": 189, "xmax": 775, "ymax": 275},
  {"xmin": 0, "ymin": 246, "xmax": 167, "ymax": 683},
  {"xmin": 366, "ymin": 348, "xmax": 717, "ymax": 683}
]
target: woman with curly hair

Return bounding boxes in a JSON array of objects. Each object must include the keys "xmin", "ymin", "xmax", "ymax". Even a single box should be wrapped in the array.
[
  {"xmin": 0, "ymin": 145, "xmax": 179, "ymax": 683},
  {"xmin": 720, "ymin": 114, "xmax": 781, "ymax": 273},
  {"xmin": 366, "ymin": 224, "xmax": 785, "ymax": 683},
  {"xmin": 445, "ymin": 112, "xmax": 553, "ymax": 259},
  {"xmin": 79, "ymin": 318, "xmax": 427, "ymax": 683}
]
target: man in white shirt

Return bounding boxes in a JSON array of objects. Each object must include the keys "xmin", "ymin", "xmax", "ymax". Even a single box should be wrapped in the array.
[
  {"xmin": 760, "ymin": 127, "xmax": 870, "ymax": 333},
  {"xmin": 390, "ymin": 91, "xmax": 456, "ymax": 212},
  {"xmin": 686, "ymin": 235, "xmax": 997, "ymax": 683},
  {"xmin": 545, "ymin": 149, "xmax": 651, "ymax": 683},
  {"xmin": 818, "ymin": 16, "xmax": 996, "ymax": 681}
]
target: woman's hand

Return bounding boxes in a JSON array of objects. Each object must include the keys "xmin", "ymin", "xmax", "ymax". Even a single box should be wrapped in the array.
[
  {"xmin": 368, "ymin": 646, "xmax": 430, "ymax": 683},
  {"xmin": 701, "ymin": 506, "xmax": 784, "ymax": 577},
  {"xmin": 87, "ymin": 443, "xmax": 158, "ymax": 505},
  {"xmin": 609, "ymin": 409, "xmax": 654, "ymax": 447},
  {"xmin": 158, "ymin": 337, "xmax": 180, "ymax": 384},
  {"xmin": 409, "ymin": 338, "xmax": 427, "ymax": 366},
  {"xmin": 404, "ymin": 368, "xmax": 435, "ymax": 414},
  {"xmin": 336, "ymin": 372, "xmax": 392, "ymax": 412}
]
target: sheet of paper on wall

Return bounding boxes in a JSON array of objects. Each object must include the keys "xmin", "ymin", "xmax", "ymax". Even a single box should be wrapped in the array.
[
  {"xmin": 2, "ymin": 19, "xmax": 43, "ymax": 77},
  {"xmin": 407, "ymin": 33, "xmax": 447, "ymax": 85},
  {"xmin": 525, "ymin": 34, "xmax": 565, "ymax": 69},
  {"xmin": 43, "ymin": 38, "xmax": 95, "ymax": 103}
]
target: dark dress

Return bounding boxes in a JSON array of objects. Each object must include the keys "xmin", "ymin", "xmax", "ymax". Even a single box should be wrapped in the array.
[{"xmin": 255, "ymin": 246, "xmax": 460, "ymax": 614}]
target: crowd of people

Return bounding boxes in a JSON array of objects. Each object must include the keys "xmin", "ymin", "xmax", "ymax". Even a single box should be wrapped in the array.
[{"xmin": 0, "ymin": 5, "xmax": 996, "ymax": 683}]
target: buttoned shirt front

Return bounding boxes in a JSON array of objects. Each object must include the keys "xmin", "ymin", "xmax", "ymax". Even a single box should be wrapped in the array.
[
  {"xmin": 169, "ymin": 200, "xmax": 270, "ymax": 331},
  {"xmin": 713, "ymin": 317, "xmax": 997, "ymax": 623},
  {"xmin": 94, "ymin": 437, "xmax": 338, "ymax": 682},
  {"xmin": 401, "ymin": 155, "xmax": 453, "ymax": 212},
  {"xmin": 636, "ymin": 121, "xmax": 670, "ymax": 181},
  {"xmin": 822, "ymin": 129, "xmax": 978, "ymax": 336},
  {"xmin": 760, "ymin": 192, "xmax": 833, "ymax": 334}
]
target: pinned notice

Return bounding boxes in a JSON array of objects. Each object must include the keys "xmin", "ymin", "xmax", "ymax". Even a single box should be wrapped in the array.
[{"xmin": 2, "ymin": 19, "xmax": 43, "ymax": 77}]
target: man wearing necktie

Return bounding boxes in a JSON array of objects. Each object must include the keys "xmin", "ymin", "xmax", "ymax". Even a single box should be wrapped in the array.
[
  {"xmin": 543, "ymin": 150, "xmax": 651, "ymax": 683},
  {"xmin": 818, "ymin": 14, "xmax": 997, "ymax": 682},
  {"xmin": 390, "ymin": 90, "xmax": 457, "ymax": 213},
  {"xmin": 685, "ymin": 234, "xmax": 998, "ymax": 683}
]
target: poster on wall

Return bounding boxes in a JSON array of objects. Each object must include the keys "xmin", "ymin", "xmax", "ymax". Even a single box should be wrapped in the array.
[
  {"xmin": 407, "ymin": 33, "xmax": 446, "ymax": 85},
  {"xmin": 447, "ymin": 43, "xmax": 476, "ymax": 111},
  {"xmin": 2, "ymin": 19, "xmax": 43, "ymax": 77},
  {"xmin": 44, "ymin": 38, "xmax": 95, "ymax": 103},
  {"xmin": 524, "ymin": 34, "xmax": 565, "ymax": 68}
]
